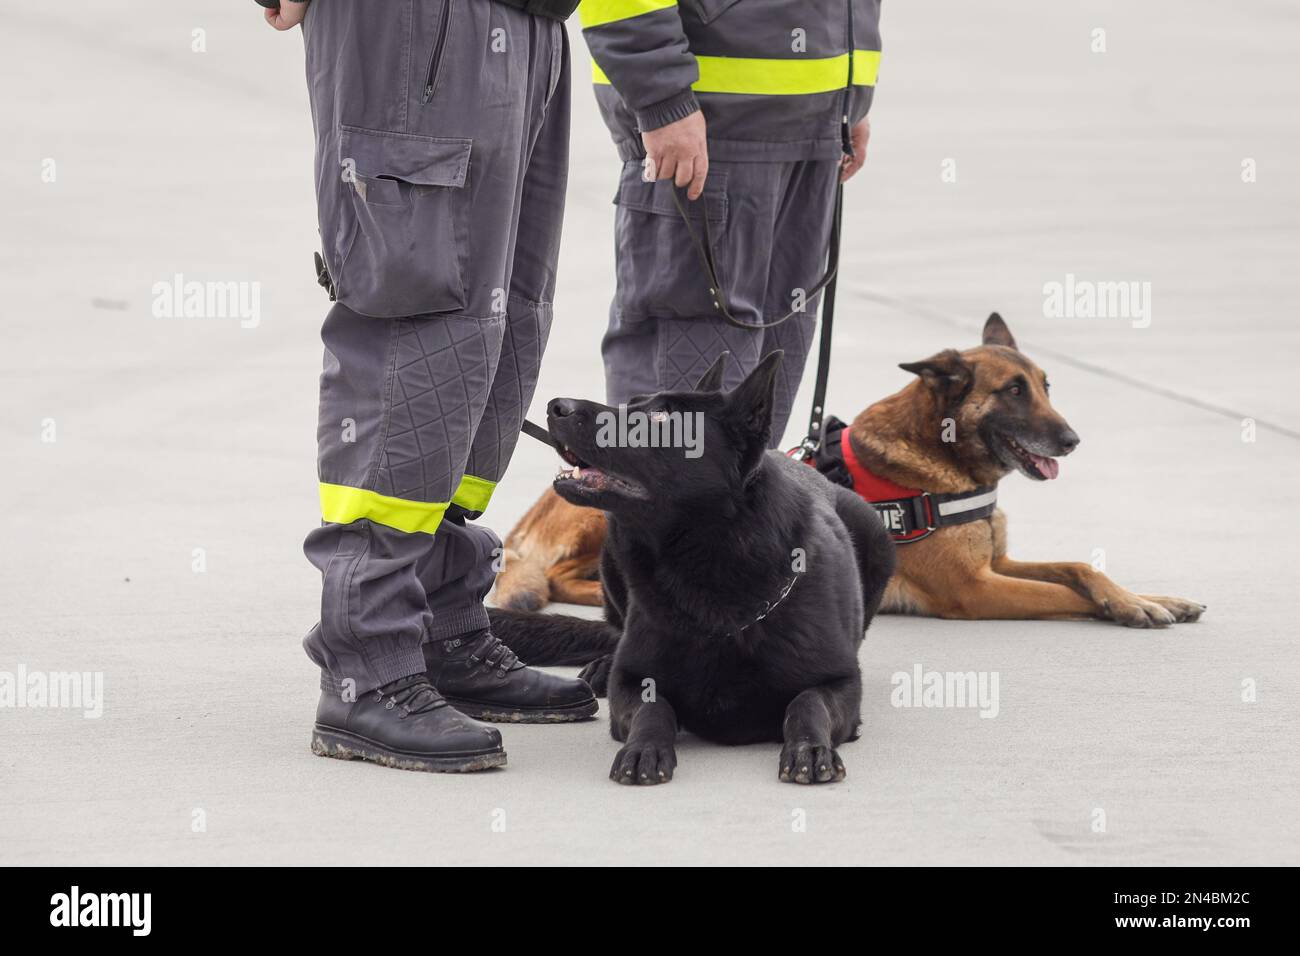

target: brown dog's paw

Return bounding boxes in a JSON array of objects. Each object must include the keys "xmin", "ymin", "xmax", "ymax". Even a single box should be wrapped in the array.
[
  {"xmin": 779, "ymin": 742, "xmax": 846, "ymax": 785},
  {"xmin": 1102, "ymin": 597, "xmax": 1176, "ymax": 628},
  {"xmin": 1141, "ymin": 595, "xmax": 1206, "ymax": 623},
  {"xmin": 609, "ymin": 741, "xmax": 676, "ymax": 785}
]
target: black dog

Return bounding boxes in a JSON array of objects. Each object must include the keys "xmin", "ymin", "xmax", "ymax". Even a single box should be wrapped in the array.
[{"xmin": 489, "ymin": 351, "xmax": 895, "ymax": 784}]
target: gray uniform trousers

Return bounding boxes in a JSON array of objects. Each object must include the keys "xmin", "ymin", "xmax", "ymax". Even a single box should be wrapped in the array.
[
  {"xmin": 299, "ymin": 0, "xmax": 569, "ymax": 695},
  {"xmin": 602, "ymin": 157, "xmax": 839, "ymax": 448}
]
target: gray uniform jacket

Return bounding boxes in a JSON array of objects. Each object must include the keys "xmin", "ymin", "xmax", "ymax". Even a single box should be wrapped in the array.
[{"xmin": 580, "ymin": 0, "xmax": 882, "ymax": 162}]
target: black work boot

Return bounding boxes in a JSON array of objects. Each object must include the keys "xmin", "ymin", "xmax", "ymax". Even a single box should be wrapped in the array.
[
  {"xmin": 312, "ymin": 674, "xmax": 506, "ymax": 773},
  {"xmin": 425, "ymin": 630, "xmax": 598, "ymax": 723}
]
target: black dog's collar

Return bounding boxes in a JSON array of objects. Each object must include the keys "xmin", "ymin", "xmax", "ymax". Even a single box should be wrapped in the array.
[{"xmin": 736, "ymin": 572, "xmax": 800, "ymax": 633}]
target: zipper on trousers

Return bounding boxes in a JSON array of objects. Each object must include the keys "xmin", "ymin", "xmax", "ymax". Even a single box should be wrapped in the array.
[{"xmin": 422, "ymin": 1, "xmax": 455, "ymax": 104}]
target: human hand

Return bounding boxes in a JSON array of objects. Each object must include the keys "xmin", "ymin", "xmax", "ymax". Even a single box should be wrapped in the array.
[
  {"xmin": 840, "ymin": 117, "xmax": 870, "ymax": 182},
  {"xmin": 263, "ymin": 0, "xmax": 308, "ymax": 31},
  {"xmin": 641, "ymin": 111, "xmax": 709, "ymax": 200}
]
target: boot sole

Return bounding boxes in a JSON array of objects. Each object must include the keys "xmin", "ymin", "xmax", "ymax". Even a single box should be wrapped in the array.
[
  {"xmin": 442, "ymin": 696, "xmax": 599, "ymax": 724},
  {"xmin": 311, "ymin": 725, "xmax": 506, "ymax": 773}
]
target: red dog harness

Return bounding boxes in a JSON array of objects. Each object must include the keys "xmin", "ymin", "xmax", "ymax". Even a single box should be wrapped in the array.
[{"xmin": 799, "ymin": 417, "xmax": 999, "ymax": 544}]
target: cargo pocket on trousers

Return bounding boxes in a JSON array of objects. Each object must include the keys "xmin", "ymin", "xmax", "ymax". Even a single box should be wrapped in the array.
[
  {"xmin": 333, "ymin": 125, "xmax": 472, "ymax": 319},
  {"xmin": 612, "ymin": 163, "xmax": 730, "ymax": 320}
]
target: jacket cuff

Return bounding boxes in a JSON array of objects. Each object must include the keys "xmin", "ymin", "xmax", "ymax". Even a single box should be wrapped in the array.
[{"xmin": 634, "ymin": 89, "xmax": 700, "ymax": 133}]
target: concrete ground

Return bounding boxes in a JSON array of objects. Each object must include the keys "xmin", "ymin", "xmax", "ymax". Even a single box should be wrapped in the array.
[{"xmin": 2, "ymin": 1, "xmax": 1297, "ymax": 866}]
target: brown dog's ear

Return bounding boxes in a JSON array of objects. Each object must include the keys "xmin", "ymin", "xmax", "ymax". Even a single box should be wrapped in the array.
[
  {"xmin": 899, "ymin": 349, "xmax": 973, "ymax": 401},
  {"xmin": 695, "ymin": 351, "xmax": 729, "ymax": 392},
  {"xmin": 981, "ymin": 312, "xmax": 1018, "ymax": 350}
]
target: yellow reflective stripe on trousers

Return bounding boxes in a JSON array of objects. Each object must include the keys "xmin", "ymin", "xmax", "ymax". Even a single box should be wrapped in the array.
[
  {"xmin": 579, "ymin": 0, "xmax": 676, "ymax": 29},
  {"xmin": 451, "ymin": 474, "xmax": 497, "ymax": 513},
  {"xmin": 319, "ymin": 483, "xmax": 449, "ymax": 535},
  {"xmin": 591, "ymin": 50, "xmax": 881, "ymax": 95}
]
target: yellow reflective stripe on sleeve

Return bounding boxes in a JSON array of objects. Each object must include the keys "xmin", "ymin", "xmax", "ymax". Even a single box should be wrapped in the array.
[
  {"xmin": 451, "ymin": 474, "xmax": 497, "ymax": 513},
  {"xmin": 579, "ymin": 0, "xmax": 677, "ymax": 29},
  {"xmin": 852, "ymin": 49, "xmax": 881, "ymax": 87},
  {"xmin": 591, "ymin": 50, "xmax": 881, "ymax": 95},
  {"xmin": 319, "ymin": 483, "xmax": 449, "ymax": 535}
]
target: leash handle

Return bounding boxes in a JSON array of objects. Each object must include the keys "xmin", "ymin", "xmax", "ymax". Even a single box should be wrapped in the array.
[
  {"xmin": 523, "ymin": 164, "xmax": 849, "ymax": 455},
  {"xmin": 670, "ymin": 183, "xmax": 843, "ymax": 332}
]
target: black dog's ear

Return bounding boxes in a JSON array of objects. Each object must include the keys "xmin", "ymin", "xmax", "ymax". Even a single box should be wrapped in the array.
[
  {"xmin": 726, "ymin": 350, "xmax": 784, "ymax": 442},
  {"xmin": 981, "ymin": 312, "xmax": 1018, "ymax": 350},
  {"xmin": 899, "ymin": 349, "xmax": 973, "ymax": 401},
  {"xmin": 695, "ymin": 351, "xmax": 730, "ymax": 392}
]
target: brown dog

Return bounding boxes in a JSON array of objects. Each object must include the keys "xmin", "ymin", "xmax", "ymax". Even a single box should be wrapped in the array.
[{"xmin": 495, "ymin": 314, "xmax": 1203, "ymax": 628}]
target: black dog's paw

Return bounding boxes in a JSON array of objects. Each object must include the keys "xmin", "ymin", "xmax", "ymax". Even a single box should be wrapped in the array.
[
  {"xmin": 579, "ymin": 654, "xmax": 613, "ymax": 697},
  {"xmin": 609, "ymin": 741, "xmax": 676, "ymax": 785},
  {"xmin": 779, "ymin": 741, "xmax": 845, "ymax": 785}
]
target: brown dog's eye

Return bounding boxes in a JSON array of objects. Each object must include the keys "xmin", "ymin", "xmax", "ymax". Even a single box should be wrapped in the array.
[{"xmin": 1009, "ymin": 384, "xmax": 1022, "ymax": 397}]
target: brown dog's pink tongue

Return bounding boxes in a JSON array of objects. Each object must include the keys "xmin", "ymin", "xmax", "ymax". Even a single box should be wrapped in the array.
[{"xmin": 1031, "ymin": 454, "xmax": 1059, "ymax": 479}]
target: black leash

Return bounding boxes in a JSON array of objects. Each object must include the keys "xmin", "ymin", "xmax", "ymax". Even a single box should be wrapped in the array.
[
  {"xmin": 667, "ymin": 182, "xmax": 844, "ymax": 332},
  {"xmin": 665, "ymin": 157, "xmax": 850, "ymax": 455},
  {"xmin": 520, "ymin": 417, "xmax": 559, "ymax": 450},
  {"xmin": 523, "ymin": 155, "xmax": 852, "ymax": 453},
  {"xmin": 800, "ymin": 183, "xmax": 844, "ymax": 459}
]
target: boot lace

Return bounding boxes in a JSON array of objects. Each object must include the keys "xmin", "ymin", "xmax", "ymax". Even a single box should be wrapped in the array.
[
  {"xmin": 466, "ymin": 634, "xmax": 520, "ymax": 676},
  {"xmin": 374, "ymin": 675, "xmax": 447, "ymax": 719}
]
